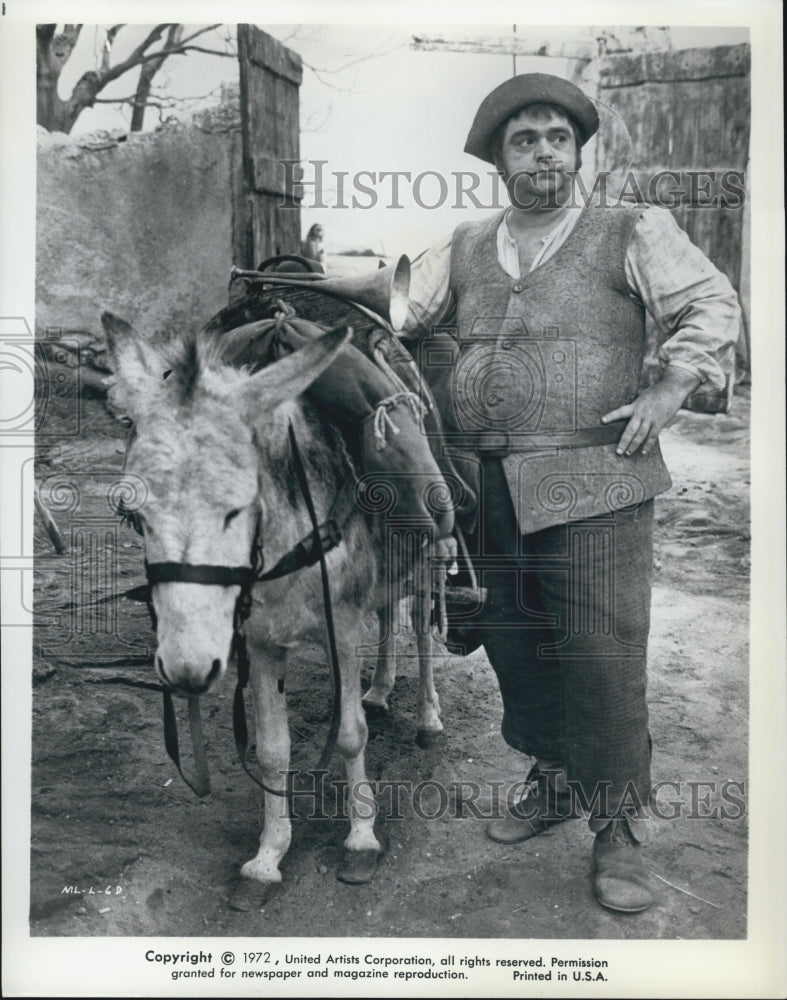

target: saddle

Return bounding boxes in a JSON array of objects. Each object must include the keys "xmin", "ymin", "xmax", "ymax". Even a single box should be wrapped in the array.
[{"xmin": 205, "ymin": 265, "xmax": 478, "ymax": 530}]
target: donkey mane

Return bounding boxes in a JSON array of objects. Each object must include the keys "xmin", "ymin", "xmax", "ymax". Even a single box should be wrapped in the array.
[
  {"xmin": 155, "ymin": 325, "xmax": 242, "ymax": 406},
  {"xmin": 152, "ymin": 320, "xmax": 358, "ymax": 515}
]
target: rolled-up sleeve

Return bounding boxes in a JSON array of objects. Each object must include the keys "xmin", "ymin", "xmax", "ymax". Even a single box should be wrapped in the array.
[
  {"xmin": 402, "ymin": 234, "xmax": 455, "ymax": 339},
  {"xmin": 625, "ymin": 207, "xmax": 742, "ymax": 390}
]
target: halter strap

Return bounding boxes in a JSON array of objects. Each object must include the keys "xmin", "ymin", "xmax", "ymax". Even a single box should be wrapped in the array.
[{"xmin": 146, "ymin": 562, "xmax": 254, "ymax": 588}]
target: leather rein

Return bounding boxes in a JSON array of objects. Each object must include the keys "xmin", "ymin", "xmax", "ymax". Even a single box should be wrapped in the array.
[{"xmin": 130, "ymin": 421, "xmax": 355, "ymax": 802}]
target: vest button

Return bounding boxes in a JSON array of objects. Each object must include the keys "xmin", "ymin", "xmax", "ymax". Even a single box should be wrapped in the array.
[
  {"xmin": 501, "ymin": 340, "xmax": 512, "ymax": 350},
  {"xmin": 512, "ymin": 282, "xmax": 523, "ymax": 293}
]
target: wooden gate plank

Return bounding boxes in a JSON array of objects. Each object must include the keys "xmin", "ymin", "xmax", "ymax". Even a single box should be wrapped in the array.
[
  {"xmin": 596, "ymin": 43, "xmax": 751, "ymax": 403},
  {"xmin": 236, "ymin": 25, "xmax": 303, "ymax": 267}
]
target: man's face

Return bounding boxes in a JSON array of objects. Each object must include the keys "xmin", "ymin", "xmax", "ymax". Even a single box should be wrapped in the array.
[{"xmin": 497, "ymin": 107, "xmax": 578, "ymax": 209}]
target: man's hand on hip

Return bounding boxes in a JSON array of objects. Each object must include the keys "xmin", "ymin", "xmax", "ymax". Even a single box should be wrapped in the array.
[{"xmin": 601, "ymin": 368, "xmax": 702, "ymax": 457}]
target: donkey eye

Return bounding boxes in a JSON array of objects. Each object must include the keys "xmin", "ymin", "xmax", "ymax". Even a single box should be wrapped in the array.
[{"xmin": 224, "ymin": 509, "xmax": 242, "ymax": 529}]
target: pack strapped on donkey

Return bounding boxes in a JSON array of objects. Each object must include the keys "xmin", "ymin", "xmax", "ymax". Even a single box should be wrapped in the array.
[{"xmin": 212, "ymin": 255, "xmax": 480, "ymax": 559}]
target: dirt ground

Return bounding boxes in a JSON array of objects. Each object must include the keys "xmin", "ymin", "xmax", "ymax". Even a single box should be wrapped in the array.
[{"xmin": 28, "ymin": 384, "xmax": 750, "ymax": 940}]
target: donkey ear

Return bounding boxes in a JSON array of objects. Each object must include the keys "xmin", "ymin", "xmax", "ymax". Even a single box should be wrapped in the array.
[
  {"xmin": 101, "ymin": 312, "xmax": 160, "ymax": 420},
  {"xmin": 242, "ymin": 324, "xmax": 352, "ymax": 417}
]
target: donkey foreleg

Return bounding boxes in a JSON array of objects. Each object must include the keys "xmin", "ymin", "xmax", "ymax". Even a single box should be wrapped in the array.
[
  {"xmin": 413, "ymin": 590, "xmax": 444, "ymax": 749},
  {"xmin": 231, "ymin": 646, "xmax": 291, "ymax": 908},
  {"xmin": 361, "ymin": 600, "xmax": 397, "ymax": 715},
  {"xmin": 337, "ymin": 638, "xmax": 382, "ymax": 884}
]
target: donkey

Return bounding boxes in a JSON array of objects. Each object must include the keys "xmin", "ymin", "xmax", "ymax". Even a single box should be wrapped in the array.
[{"xmin": 102, "ymin": 311, "xmax": 445, "ymax": 910}]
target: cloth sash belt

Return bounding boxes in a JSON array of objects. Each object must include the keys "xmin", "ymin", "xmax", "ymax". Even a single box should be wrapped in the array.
[{"xmin": 448, "ymin": 422, "xmax": 623, "ymax": 457}]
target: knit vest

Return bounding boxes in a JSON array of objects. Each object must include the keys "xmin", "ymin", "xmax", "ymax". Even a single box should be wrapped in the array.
[{"xmin": 444, "ymin": 204, "xmax": 672, "ymax": 533}]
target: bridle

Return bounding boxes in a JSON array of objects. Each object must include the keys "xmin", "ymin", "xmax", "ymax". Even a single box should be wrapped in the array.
[
  {"xmin": 142, "ymin": 540, "xmax": 262, "ymax": 799},
  {"xmin": 131, "ymin": 421, "xmax": 350, "ymax": 802}
]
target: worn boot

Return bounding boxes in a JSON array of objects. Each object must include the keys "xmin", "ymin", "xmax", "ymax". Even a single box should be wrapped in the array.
[
  {"xmin": 487, "ymin": 763, "xmax": 577, "ymax": 844},
  {"xmin": 590, "ymin": 812, "xmax": 653, "ymax": 913}
]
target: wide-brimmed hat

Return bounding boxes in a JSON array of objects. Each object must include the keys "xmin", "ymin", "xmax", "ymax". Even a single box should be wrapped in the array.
[{"xmin": 464, "ymin": 73, "xmax": 599, "ymax": 163}]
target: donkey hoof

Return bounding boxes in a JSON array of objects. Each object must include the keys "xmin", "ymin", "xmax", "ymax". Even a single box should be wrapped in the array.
[
  {"xmin": 228, "ymin": 877, "xmax": 281, "ymax": 911},
  {"xmin": 361, "ymin": 698, "xmax": 388, "ymax": 720},
  {"xmin": 337, "ymin": 849, "xmax": 380, "ymax": 885},
  {"xmin": 415, "ymin": 728, "xmax": 444, "ymax": 750}
]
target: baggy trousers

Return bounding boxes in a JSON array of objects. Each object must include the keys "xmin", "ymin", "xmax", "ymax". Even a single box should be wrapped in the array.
[{"xmin": 470, "ymin": 459, "xmax": 653, "ymax": 819}]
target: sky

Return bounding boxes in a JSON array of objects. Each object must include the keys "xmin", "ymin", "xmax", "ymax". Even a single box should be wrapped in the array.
[{"xmin": 60, "ymin": 23, "xmax": 750, "ymax": 256}]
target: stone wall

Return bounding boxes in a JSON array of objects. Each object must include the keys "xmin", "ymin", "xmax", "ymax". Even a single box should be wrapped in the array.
[{"xmin": 36, "ymin": 121, "xmax": 238, "ymax": 342}]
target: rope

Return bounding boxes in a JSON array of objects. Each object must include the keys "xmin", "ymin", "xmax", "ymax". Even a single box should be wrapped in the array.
[
  {"xmin": 454, "ymin": 523, "xmax": 479, "ymax": 593},
  {"xmin": 273, "ymin": 298, "xmax": 296, "ymax": 323},
  {"xmin": 371, "ymin": 392, "xmax": 427, "ymax": 449},
  {"xmin": 435, "ymin": 567, "xmax": 448, "ymax": 641}
]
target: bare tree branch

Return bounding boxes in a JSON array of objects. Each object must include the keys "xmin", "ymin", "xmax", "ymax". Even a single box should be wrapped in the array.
[
  {"xmin": 37, "ymin": 24, "xmax": 84, "ymax": 130},
  {"xmin": 299, "ymin": 39, "xmax": 406, "ymax": 92},
  {"xmin": 98, "ymin": 25, "xmax": 170, "ymax": 85},
  {"xmin": 101, "ymin": 41, "xmax": 236, "ymax": 77},
  {"xmin": 101, "ymin": 25, "xmax": 125, "ymax": 73},
  {"xmin": 50, "ymin": 24, "xmax": 83, "ymax": 70},
  {"xmin": 92, "ymin": 95, "xmax": 144, "ymax": 105},
  {"xmin": 94, "ymin": 88, "xmax": 224, "ymax": 107},
  {"xmin": 302, "ymin": 105, "xmax": 332, "ymax": 134},
  {"xmin": 36, "ymin": 24, "xmax": 57, "ymax": 47},
  {"xmin": 301, "ymin": 65, "xmax": 355, "ymax": 92},
  {"xmin": 303, "ymin": 40, "xmax": 405, "ymax": 74},
  {"xmin": 160, "ymin": 45, "xmax": 238, "ymax": 59},
  {"xmin": 130, "ymin": 23, "xmax": 183, "ymax": 130},
  {"xmin": 61, "ymin": 25, "xmax": 83, "ymax": 47},
  {"xmin": 175, "ymin": 24, "xmax": 223, "ymax": 47},
  {"xmin": 37, "ymin": 22, "xmax": 233, "ymax": 133},
  {"xmin": 125, "ymin": 24, "xmax": 170, "ymax": 65}
]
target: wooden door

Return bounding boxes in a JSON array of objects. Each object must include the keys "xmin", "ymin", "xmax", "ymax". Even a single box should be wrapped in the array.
[
  {"xmin": 236, "ymin": 25, "xmax": 303, "ymax": 269},
  {"xmin": 596, "ymin": 44, "xmax": 750, "ymax": 406}
]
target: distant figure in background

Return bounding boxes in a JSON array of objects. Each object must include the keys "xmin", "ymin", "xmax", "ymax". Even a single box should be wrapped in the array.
[{"xmin": 302, "ymin": 223, "xmax": 325, "ymax": 266}]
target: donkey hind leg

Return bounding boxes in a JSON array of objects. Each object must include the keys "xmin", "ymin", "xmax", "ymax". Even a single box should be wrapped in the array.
[
  {"xmin": 337, "ymin": 633, "xmax": 382, "ymax": 885},
  {"xmin": 412, "ymin": 587, "xmax": 444, "ymax": 750},
  {"xmin": 361, "ymin": 600, "xmax": 396, "ymax": 716},
  {"xmin": 229, "ymin": 645, "xmax": 292, "ymax": 911}
]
